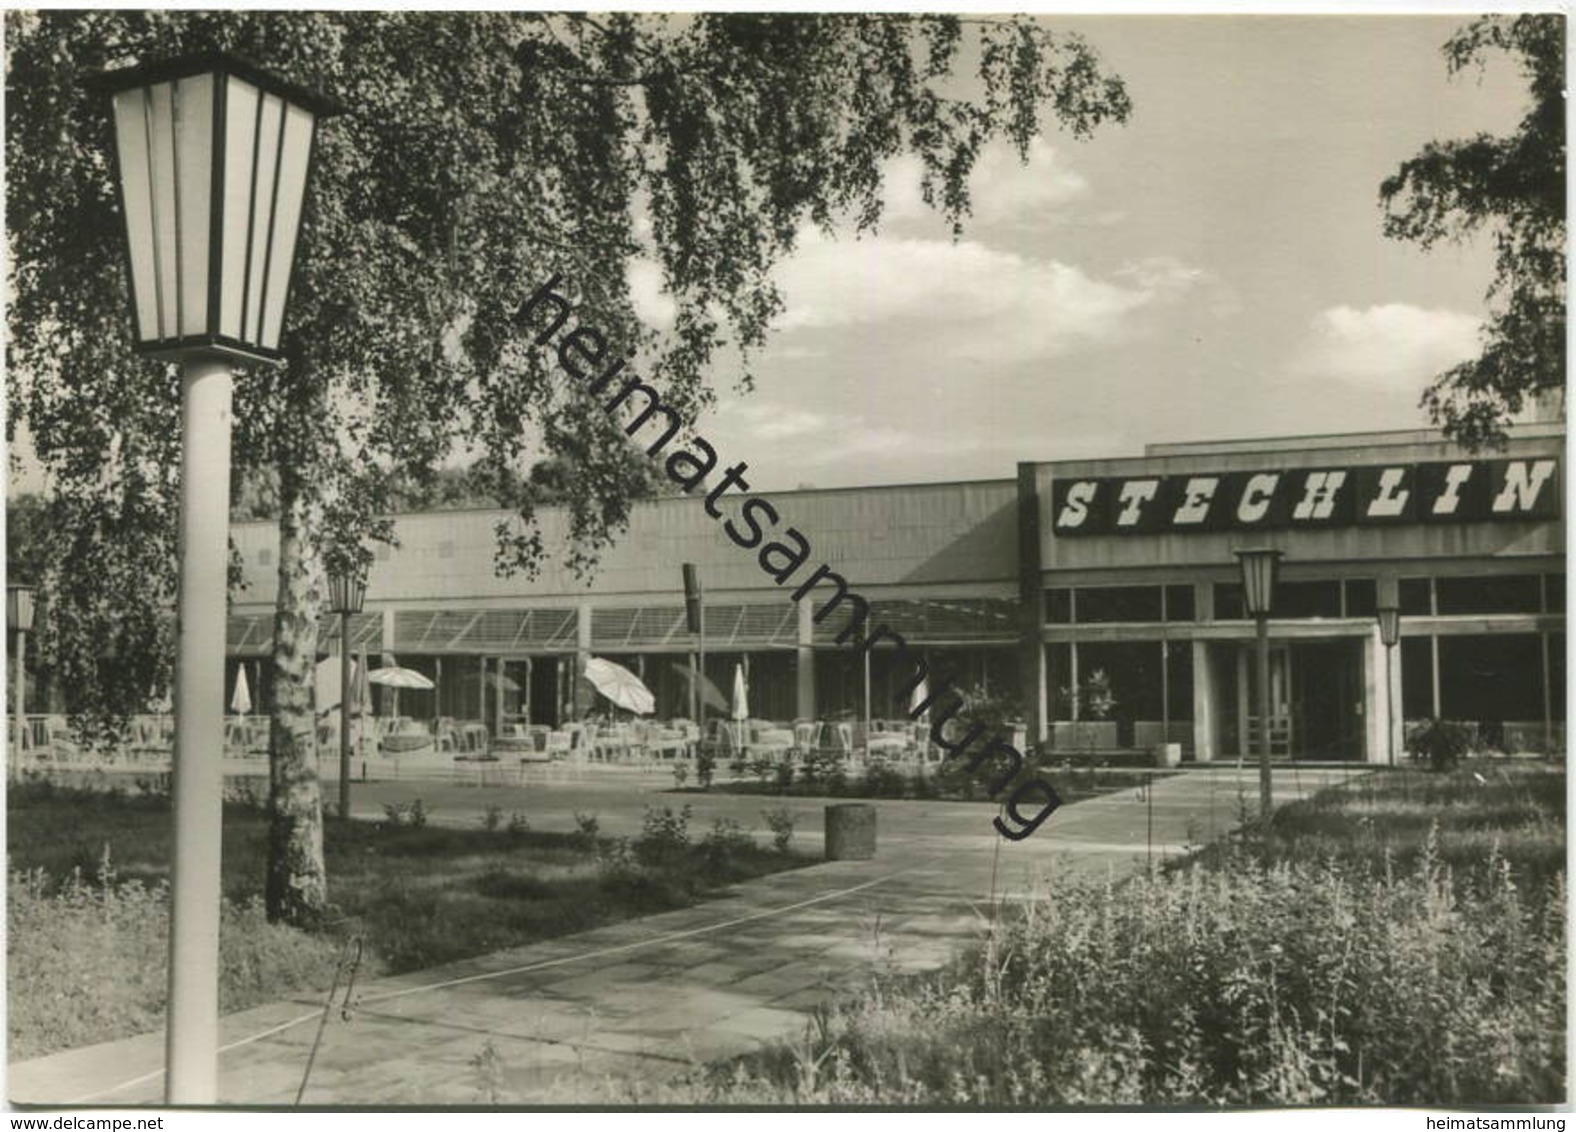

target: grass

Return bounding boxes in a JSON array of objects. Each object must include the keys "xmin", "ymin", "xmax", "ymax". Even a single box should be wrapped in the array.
[
  {"xmin": 638, "ymin": 760, "xmax": 1566, "ymax": 1107},
  {"xmin": 7, "ymin": 780, "xmax": 810, "ymax": 1059}
]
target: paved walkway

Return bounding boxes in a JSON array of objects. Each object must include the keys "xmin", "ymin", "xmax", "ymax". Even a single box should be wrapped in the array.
[{"xmin": 9, "ymin": 765, "xmax": 1362, "ymax": 1106}]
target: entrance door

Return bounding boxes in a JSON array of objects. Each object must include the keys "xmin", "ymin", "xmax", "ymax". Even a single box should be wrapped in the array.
[{"xmin": 1291, "ymin": 640, "xmax": 1363, "ymax": 759}]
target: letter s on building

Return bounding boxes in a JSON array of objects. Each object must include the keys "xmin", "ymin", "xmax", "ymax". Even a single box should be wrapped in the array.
[{"xmin": 1056, "ymin": 481, "xmax": 1098, "ymax": 530}]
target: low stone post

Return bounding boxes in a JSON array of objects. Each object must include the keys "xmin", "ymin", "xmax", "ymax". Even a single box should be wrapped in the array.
[{"xmin": 825, "ymin": 803, "xmax": 877, "ymax": 860}]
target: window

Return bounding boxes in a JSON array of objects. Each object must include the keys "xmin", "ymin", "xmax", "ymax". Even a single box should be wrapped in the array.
[
  {"xmin": 1165, "ymin": 585, "xmax": 1195, "ymax": 622},
  {"xmin": 1045, "ymin": 588, "xmax": 1072, "ymax": 624},
  {"xmin": 1343, "ymin": 579, "xmax": 1377, "ymax": 618},
  {"xmin": 1399, "ymin": 577, "xmax": 1431, "ymax": 616},
  {"xmin": 1275, "ymin": 580, "xmax": 1342, "ymax": 619},
  {"xmin": 1400, "ymin": 636, "xmax": 1434, "ymax": 718},
  {"xmin": 1434, "ymin": 574, "xmax": 1542, "ymax": 615},
  {"xmin": 1213, "ymin": 583, "xmax": 1246, "ymax": 621},
  {"xmin": 1546, "ymin": 575, "xmax": 1566, "ymax": 613},
  {"xmin": 1077, "ymin": 585, "xmax": 1163, "ymax": 623}
]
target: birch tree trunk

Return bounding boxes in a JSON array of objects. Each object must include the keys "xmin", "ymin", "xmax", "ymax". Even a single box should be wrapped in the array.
[{"xmin": 265, "ymin": 462, "xmax": 328, "ymax": 926}]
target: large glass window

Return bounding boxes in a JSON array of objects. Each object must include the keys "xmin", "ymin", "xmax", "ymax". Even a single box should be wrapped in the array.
[
  {"xmin": 1544, "ymin": 574, "xmax": 1565, "ymax": 613},
  {"xmin": 1343, "ymin": 578, "xmax": 1377, "ymax": 618},
  {"xmin": 1213, "ymin": 583, "xmax": 1246, "ymax": 620},
  {"xmin": 1399, "ymin": 577, "xmax": 1431, "ymax": 616},
  {"xmin": 1165, "ymin": 584, "xmax": 1195, "ymax": 622},
  {"xmin": 1438, "ymin": 634, "xmax": 1544, "ymax": 723},
  {"xmin": 1276, "ymin": 580, "xmax": 1342, "ymax": 619},
  {"xmin": 1077, "ymin": 585, "xmax": 1163, "ymax": 623},
  {"xmin": 1400, "ymin": 636, "xmax": 1434, "ymax": 718},
  {"xmin": 1045, "ymin": 588, "xmax": 1072, "ymax": 624},
  {"xmin": 1435, "ymin": 574, "xmax": 1542, "ymax": 615}
]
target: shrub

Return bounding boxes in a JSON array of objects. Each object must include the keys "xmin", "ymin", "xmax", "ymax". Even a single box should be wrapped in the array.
[
  {"xmin": 382, "ymin": 801, "xmax": 411, "ymax": 828},
  {"xmin": 695, "ymin": 748, "xmax": 716, "ymax": 790},
  {"xmin": 863, "ymin": 763, "xmax": 904, "ymax": 798},
  {"xmin": 506, "ymin": 811, "xmax": 530, "ymax": 839},
  {"xmin": 8, "ymin": 857, "xmax": 342, "ymax": 1061},
  {"xmin": 572, "ymin": 811, "xmax": 601, "ymax": 852},
  {"xmin": 480, "ymin": 804, "xmax": 504, "ymax": 832},
  {"xmin": 409, "ymin": 798, "xmax": 430, "ymax": 828},
  {"xmin": 762, "ymin": 807, "xmax": 795, "ymax": 854},
  {"xmin": 687, "ymin": 824, "xmax": 1566, "ymax": 1107},
  {"xmin": 636, "ymin": 805, "xmax": 692, "ymax": 866},
  {"xmin": 773, "ymin": 761, "xmax": 795, "ymax": 792},
  {"xmin": 702, "ymin": 817, "xmax": 755, "ymax": 870},
  {"xmin": 671, "ymin": 760, "xmax": 690, "ymax": 789},
  {"xmin": 1406, "ymin": 718, "xmax": 1475, "ymax": 772}
]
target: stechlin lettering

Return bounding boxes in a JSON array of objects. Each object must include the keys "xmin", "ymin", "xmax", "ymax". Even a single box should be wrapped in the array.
[{"xmin": 1052, "ymin": 459, "xmax": 1559, "ymax": 536}]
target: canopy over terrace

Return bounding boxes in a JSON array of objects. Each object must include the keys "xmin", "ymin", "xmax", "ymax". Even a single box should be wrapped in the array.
[{"xmin": 222, "ymin": 478, "xmax": 1024, "ymax": 730}]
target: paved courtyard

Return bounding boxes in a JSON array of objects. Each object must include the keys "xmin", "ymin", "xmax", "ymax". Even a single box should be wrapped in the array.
[{"xmin": 9, "ymin": 764, "xmax": 1362, "ymax": 1106}]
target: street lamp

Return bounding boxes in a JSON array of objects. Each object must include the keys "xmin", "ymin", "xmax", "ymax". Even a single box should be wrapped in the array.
[
  {"xmin": 328, "ymin": 566, "xmax": 367, "ymax": 824},
  {"xmin": 1234, "ymin": 547, "xmax": 1283, "ymax": 827},
  {"xmin": 92, "ymin": 51, "xmax": 340, "ymax": 1104},
  {"xmin": 1376, "ymin": 599, "xmax": 1401, "ymax": 767},
  {"xmin": 9, "ymin": 583, "xmax": 37, "ymax": 769}
]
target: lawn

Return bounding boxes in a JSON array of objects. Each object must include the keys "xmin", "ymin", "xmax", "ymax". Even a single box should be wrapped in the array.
[
  {"xmin": 650, "ymin": 760, "xmax": 1567, "ymax": 1107},
  {"xmin": 7, "ymin": 779, "xmax": 809, "ymax": 1060}
]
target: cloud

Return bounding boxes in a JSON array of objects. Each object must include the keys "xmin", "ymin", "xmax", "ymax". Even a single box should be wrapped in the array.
[
  {"xmin": 769, "ymin": 228, "xmax": 1208, "ymax": 362},
  {"xmin": 626, "ymin": 257, "xmax": 676, "ymax": 327},
  {"xmin": 1292, "ymin": 303, "xmax": 1482, "ymax": 390},
  {"xmin": 881, "ymin": 138, "xmax": 1089, "ymax": 228}
]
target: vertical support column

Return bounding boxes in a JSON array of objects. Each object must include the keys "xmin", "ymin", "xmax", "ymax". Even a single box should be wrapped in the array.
[
  {"xmin": 795, "ymin": 597, "xmax": 815, "ymax": 721},
  {"xmin": 1541, "ymin": 630, "xmax": 1553, "ymax": 757},
  {"xmin": 575, "ymin": 603, "xmax": 592, "ymax": 721},
  {"xmin": 1015, "ymin": 463, "xmax": 1048, "ymax": 745},
  {"xmin": 1192, "ymin": 640, "xmax": 1215, "ymax": 762},
  {"xmin": 1235, "ymin": 645, "xmax": 1250, "ymax": 759},
  {"xmin": 1389, "ymin": 634, "xmax": 1404, "ymax": 765},
  {"xmin": 166, "ymin": 357, "xmax": 233, "ymax": 1104},
  {"xmin": 1362, "ymin": 627, "xmax": 1387, "ymax": 764}
]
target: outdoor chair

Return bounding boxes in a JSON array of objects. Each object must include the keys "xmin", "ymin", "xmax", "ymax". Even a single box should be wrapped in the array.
[
  {"xmin": 749, "ymin": 722, "xmax": 794, "ymax": 763},
  {"xmin": 792, "ymin": 720, "xmax": 819, "ymax": 756}
]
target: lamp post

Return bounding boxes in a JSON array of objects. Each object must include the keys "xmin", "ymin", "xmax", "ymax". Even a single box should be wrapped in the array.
[
  {"xmin": 1234, "ymin": 548, "xmax": 1283, "ymax": 827},
  {"xmin": 8, "ymin": 583, "xmax": 37, "ymax": 769},
  {"xmin": 1376, "ymin": 599, "xmax": 1401, "ymax": 767},
  {"xmin": 328, "ymin": 567, "xmax": 367, "ymax": 824},
  {"xmin": 93, "ymin": 52, "xmax": 340, "ymax": 1104}
]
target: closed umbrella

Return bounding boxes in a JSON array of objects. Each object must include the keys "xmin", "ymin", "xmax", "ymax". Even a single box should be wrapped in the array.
[
  {"xmin": 731, "ymin": 663, "xmax": 750, "ymax": 755},
  {"xmin": 582, "ymin": 657, "xmax": 655, "ymax": 715},
  {"xmin": 731, "ymin": 663, "xmax": 749, "ymax": 721},
  {"xmin": 230, "ymin": 665, "xmax": 253, "ymax": 716},
  {"xmin": 909, "ymin": 675, "xmax": 929, "ymax": 719}
]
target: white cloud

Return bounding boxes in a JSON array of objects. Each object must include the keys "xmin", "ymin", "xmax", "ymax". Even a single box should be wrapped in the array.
[
  {"xmin": 881, "ymin": 138, "xmax": 1089, "ymax": 227},
  {"xmin": 1292, "ymin": 303, "xmax": 1482, "ymax": 390},
  {"xmin": 626, "ymin": 257, "xmax": 675, "ymax": 327},
  {"xmin": 769, "ymin": 228, "xmax": 1207, "ymax": 362}
]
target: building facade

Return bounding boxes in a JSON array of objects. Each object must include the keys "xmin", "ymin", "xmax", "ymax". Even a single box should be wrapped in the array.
[{"xmin": 226, "ymin": 422, "xmax": 1565, "ymax": 760}]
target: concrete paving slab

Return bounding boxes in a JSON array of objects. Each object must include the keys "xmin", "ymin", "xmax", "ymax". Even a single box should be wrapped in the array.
[{"xmin": 8, "ymin": 765, "xmax": 1361, "ymax": 1107}]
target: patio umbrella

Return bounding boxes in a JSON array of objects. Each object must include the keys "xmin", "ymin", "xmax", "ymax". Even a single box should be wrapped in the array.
[
  {"xmin": 909, "ymin": 675, "xmax": 930, "ymax": 719},
  {"xmin": 731, "ymin": 663, "xmax": 749, "ymax": 722},
  {"xmin": 669, "ymin": 662, "xmax": 728, "ymax": 713},
  {"xmin": 368, "ymin": 664, "xmax": 434, "ymax": 721},
  {"xmin": 582, "ymin": 657, "xmax": 655, "ymax": 715},
  {"xmin": 230, "ymin": 665, "xmax": 252, "ymax": 716}
]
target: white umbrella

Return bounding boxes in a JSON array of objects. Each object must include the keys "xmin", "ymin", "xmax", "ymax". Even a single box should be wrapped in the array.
[
  {"xmin": 731, "ymin": 663, "xmax": 749, "ymax": 722},
  {"xmin": 230, "ymin": 665, "xmax": 253, "ymax": 716},
  {"xmin": 582, "ymin": 657, "xmax": 655, "ymax": 715},
  {"xmin": 368, "ymin": 665, "xmax": 434, "ymax": 722},
  {"xmin": 367, "ymin": 666, "xmax": 435, "ymax": 690},
  {"xmin": 909, "ymin": 675, "xmax": 930, "ymax": 719}
]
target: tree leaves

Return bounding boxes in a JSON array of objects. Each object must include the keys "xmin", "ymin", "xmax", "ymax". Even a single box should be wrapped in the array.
[{"xmin": 1380, "ymin": 14, "xmax": 1565, "ymax": 449}]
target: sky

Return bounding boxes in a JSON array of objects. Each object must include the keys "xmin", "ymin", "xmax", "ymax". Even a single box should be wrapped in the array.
[
  {"xmin": 657, "ymin": 14, "xmax": 1532, "ymax": 490},
  {"xmin": 5, "ymin": 11, "xmax": 1539, "ymax": 499}
]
